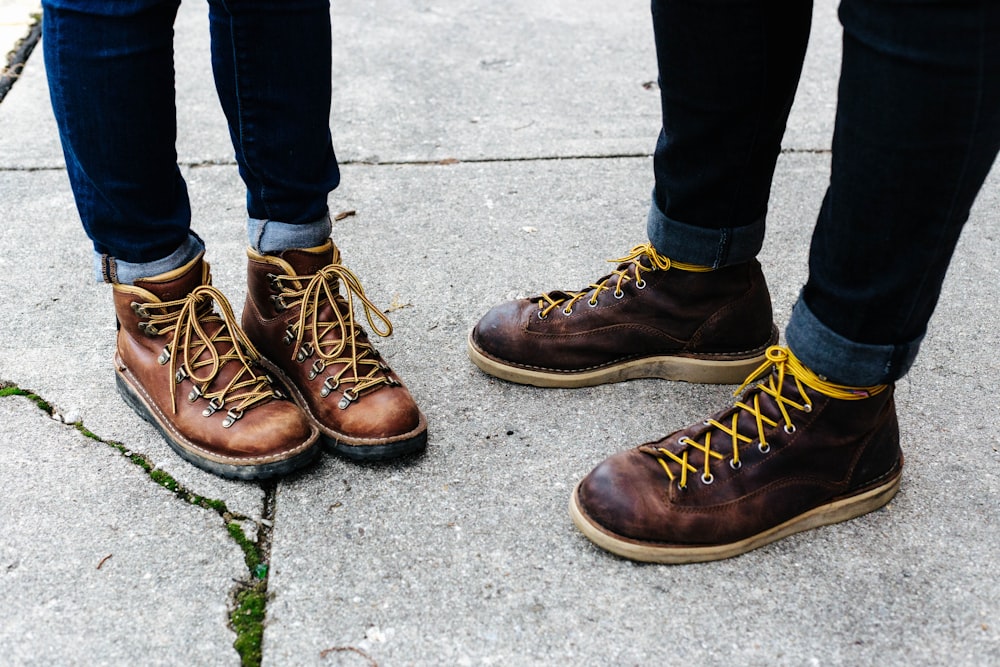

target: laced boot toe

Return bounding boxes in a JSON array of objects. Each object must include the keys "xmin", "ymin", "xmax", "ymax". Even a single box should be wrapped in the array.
[
  {"xmin": 112, "ymin": 254, "xmax": 320, "ymax": 480},
  {"xmin": 570, "ymin": 346, "xmax": 904, "ymax": 563},
  {"xmin": 243, "ymin": 241, "xmax": 427, "ymax": 461},
  {"xmin": 469, "ymin": 243, "xmax": 778, "ymax": 387}
]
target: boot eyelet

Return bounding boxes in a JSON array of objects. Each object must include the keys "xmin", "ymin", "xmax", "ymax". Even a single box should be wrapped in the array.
[
  {"xmin": 635, "ymin": 279, "xmax": 647, "ymax": 289},
  {"xmin": 222, "ymin": 409, "xmax": 243, "ymax": 428},
  {"xmin": 562, "ymin": 308, "xmax": 573, "ymax": 316},
  {"xmin": 701, "ymin": 473, "xmax": 714, "ymax": 485},
  {"xmin": 309, "ymin": 359, "xmax": 326, "ymax": 380},
  {"xmin": 174, "ymin": 367, "xmax": 188, "ymax": 383},
  {"xmin": 802, "ymin": 403, "xmax": 812, "ymax": 413},
  {"xmin": 202, "ymin": 396, "xmax": 224, "ymax": 417},
  {"xmin": 157, "ymin": 347, "xmax": 171, "ymax": 365},
  {"xmin": 266, "ymin": 273, "xmax": 281, "ymax": 291},
  {"xmin": 130, "ymin": 302, "xmax": 149, "ymax": 317},
  {"xmin": 320, "ymin": 377, "xmax": 340, "ymax": 398},
  {"xmin": 138, "ymin": 322, "xmax": 159, "ymax": 336},
  {"xmin": 729, "ymin": 459, "xmax": 742, "ymax": 470},
  {"xmin": 537, "ymin": 310, "xmax": 547, "ymax": 320},
  {"xmin": 758, "ymin": 442, "xmax": 770, "ymax": 454},
  {"xmin": 783, "ymin": 424, "xmax": 796, "ymax": 434},
  {"xmin": 188, "ymin": 386, "xmax": 203, "ymax": 403},
  {"xmin": 270, "ymin": 294, "xmax": 287, "ymax": 312},
  {"xmin": 587, "ymin": 299, "xmax": 598, "ymax": 307},
  {"xmin": 282, "ymin": 326, "xmax": 296, "ymax": 345},
  {"xmin": 296, "ymin": 343, "xmax": 314, "ymax": 363},
  {"xmin": 338, "ymin": 389, "xmax": 358, "ymax": 410},
  {"xmin": 613, "ymin": 290, "xmax": 624, "ymax": 299},
  {"xmin": 677, "ymin": 482, "xmax": 688, "ymax": 491}
]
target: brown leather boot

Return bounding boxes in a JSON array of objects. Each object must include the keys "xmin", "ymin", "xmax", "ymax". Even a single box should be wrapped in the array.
[
  {"xmin": 113, "ymin": 254, "xmax": 320, "ymax": 480},
  {"xmin": 570, "ymin": 346, "xmax": 903, "ymax": 563},
  {"xmin": 242, "ymin": 241, "xmax": 427, "ymax": 461},
  {"xmin": 468, "ymin": 243, "xmax": 778, "ymax": 387}
]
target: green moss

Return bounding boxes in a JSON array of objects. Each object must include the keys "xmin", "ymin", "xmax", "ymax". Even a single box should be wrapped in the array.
[
  {"xmin": 231, "ymin": 585, "xmax": 266, "ymax": 667},
  {"xmin": 149, "ymin": 468, "xmax": 179, "ymax": 492},
  {"xmin": 227, "ymin": 522, "xmax": 261, "ymax": 572},
  {"xmin": 3, "ymin": 382, "xmax": 268, "ymax": 665},
  {"xmin": 0, "ymin": 386, "xmax": 52, "ymax": 413}
]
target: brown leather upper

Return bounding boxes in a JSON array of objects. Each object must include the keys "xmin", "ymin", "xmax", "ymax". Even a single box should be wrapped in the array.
[
  {"xmin": 242, "ymin": 243, "xmax": 425, "ymax": 445},
  {"xmin": 113, "ymin": 257, "xmax": 316, "ymax": 465},
  {"xmin": 472, "ymin": 256, "xmax": 775, "ymax": 372},
  {"xmin": 576, "ymin": 373, "xmax": 903, "ymax": 546}
]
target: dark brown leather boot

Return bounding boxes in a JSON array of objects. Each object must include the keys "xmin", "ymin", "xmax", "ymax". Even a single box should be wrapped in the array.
[
  {"xmin": 468, "ymin": 243, "xmax": 778, "ymax": 387},
  {"xmin": 242, "ymin": 241, "xmax": 427, "ymax": 461},
  {"xmin": 113, "ymin": 254, "xmax": 320, "ymax": 480},
  {"xmin": 570, "ymin": 346, "xmax": 903, "ymax": 563}
]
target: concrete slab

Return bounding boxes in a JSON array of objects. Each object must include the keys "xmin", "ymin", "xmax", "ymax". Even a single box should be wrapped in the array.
[
  {"xmin": 0, "ymin": 1, "xmax": 38, "ymax": 68},
  {"xmin": 0, "ymin": 0, "xmax": 836, "ymax": 170},
  {"xmin": 0, "ymin": 396, "xmax": 243, "ymax": 665},
  {"xmin": 0, "ymin": 168, "xmax": 266, "ymax": 520},
  {"xmin": 260, "ymin": 155, "xmax": 999, "ymax": 665},
  {"xmin": 0, "ymin": 0, "xmax": 996, "ymax": 665}
]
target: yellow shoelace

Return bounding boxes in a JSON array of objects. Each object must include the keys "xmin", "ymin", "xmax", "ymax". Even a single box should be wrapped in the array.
[
  {"xmin": 536, "ymin": 243, "xmax": 711, "ymax": 318},
  {"xmin": 135, "ymin": 285, "xmax": 275, "ymax": 425},
  {"xmin": 645, "ymin": 346, "xmax": 888, "ymax": 489},
  {"xmin": 273, "ymin": 260, "xmax": 395, "ymax": 408}
]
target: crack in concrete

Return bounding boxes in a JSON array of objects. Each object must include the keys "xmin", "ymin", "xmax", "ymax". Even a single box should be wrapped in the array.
[
  {"xmin": 0, "ymin": 12, "xmax": 41, "ymax": 104},
  {"xmin": 0, "ymin": 382, "xmax": 274, "ymax": 666},
  {"xmin": 0, "ymin": 146, "xmax": 832, "ymax": 175}
]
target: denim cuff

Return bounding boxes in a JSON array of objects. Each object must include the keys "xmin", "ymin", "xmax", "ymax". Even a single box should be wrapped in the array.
[
  {"xmin": 94, "ymin": 233, "xmax": 204, "ymax": 285},
  {"xmin": 646, "ymin": 191, "xmax": 765, "ymax": 268},
  {"xmin": 248, "ymin": 215, "xmax": 332, "ymax": 254},
  {"xmin": 785, "ymin": 295, "xmax": 922, "ymax": 386}
]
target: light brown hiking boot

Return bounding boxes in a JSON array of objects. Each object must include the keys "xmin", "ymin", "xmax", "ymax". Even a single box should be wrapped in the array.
[
  {"xmin": 570, "ymin": 346, "xmax": 903, "ymax": 563},
  {"xmin": 113, "ymin": 254, "xmax": 320, "ymax": 479},
  {"xmin": 469, "ymin": 243, "xmax": 777, "ymax": 387},
  {"xmin": 242, "ymin": 241, "xmax": 427, "ymax": 461}
]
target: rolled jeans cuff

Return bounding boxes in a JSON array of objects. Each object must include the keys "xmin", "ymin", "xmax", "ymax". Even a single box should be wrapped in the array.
[
  {"xmin": 785, "ymin": 295, "xmax": 922, "ymax": 386},
  {"xmin": 646, "ymin": 191, "xmax": 765, "ymax": 268},
  {"xmin": 94, "ymin": 232, "xmax": 204, "ymax": 285},
  {"xmin": 248, "ymin": 215, "xmax": 332, "ymax": 255}
]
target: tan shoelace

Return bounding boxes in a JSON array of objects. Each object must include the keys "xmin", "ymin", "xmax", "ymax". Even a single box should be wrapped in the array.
[
  {"xmin": 272, "ymin": 261, "xmax": 395, "ymax": 409},
  {"xmin": 133, "ymin": 285, "xmax": 275, "ymax": 427},
  {"xmin": 642, "ymin": 346, "xmax": 888, "ymax": 489},
  {"xmin": 536, "ymin": 242, "xmax": 711, "ymax": 318}
]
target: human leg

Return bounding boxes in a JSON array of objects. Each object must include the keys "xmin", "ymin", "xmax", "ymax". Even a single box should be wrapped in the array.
[
  {"xmin": 207, "ymin": 0, "xmax": 426, "ymax": 459},
  {"xmin": 468, "ymin": 0, "xmax": 812, "ymax": 387},
  {"xmin": 43, "ymin": 0, "xmax": 321, "ymax": 478},
  {"xmin": 42, "ymin": 0, "xmax": 201, "ymax": 282},
  {"xmin": 573, "ymin": 0, "xmax": 1000, "ymax": 562},
  {"xmin": 788, "ymin": 0, "xmax": 1000, "ymax": 386}
]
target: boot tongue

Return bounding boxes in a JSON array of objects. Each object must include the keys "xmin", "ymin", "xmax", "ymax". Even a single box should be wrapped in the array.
[
  {"xmin": 277, "ymin": 242, "xmax": 336, "ymax": 278},
  {"xmin": 133, "ymin": 254, "xmax": 209, "ymax": 303}
]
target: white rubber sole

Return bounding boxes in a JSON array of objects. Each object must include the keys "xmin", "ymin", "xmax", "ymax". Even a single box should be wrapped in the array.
[
  {"xmin": 569, "ymin": 469, "xmax": 902, "ymax": 564},
  {"xmin": 467, "ymin": 327, "xmax": 778, "ymax": 388}
]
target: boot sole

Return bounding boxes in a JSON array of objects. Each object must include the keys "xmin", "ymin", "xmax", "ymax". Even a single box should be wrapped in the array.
[
  {"xmin": 258, "ymin": 358, "xmax": 428, "ymax": 462},
  {"xmin": 115, "ymin": 369, "xmax": 321, "ymax": 480},
  {"xmin": 467, "ymin": 326, "xmax": 779, "ymax": 387},
  {"xmin": 569, "ymin": 464, "xmax": 902, "ymax": 564}
]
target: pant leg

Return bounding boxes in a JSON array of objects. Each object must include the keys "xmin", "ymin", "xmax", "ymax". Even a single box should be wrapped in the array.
[
  {"xmin": 208, "ymin": 0, "xmax": 340, "ymax": 245},
  {"xmin": 42, "ymin": 0, "xmax": 197, "ymax": 276},
  {"xmin": 646, "ymin": 0, "xmax": 813, "ymax": 268},
  {"xmin": 787, "ymin": 0, "xmax": 1000, "ymax": 386}
]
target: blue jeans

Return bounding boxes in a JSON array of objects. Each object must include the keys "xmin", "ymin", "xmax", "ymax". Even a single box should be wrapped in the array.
[
  {"xmin": 42, "ymin": 0, "xmax": 340, "ymax": 281},
  {"xmin": 646, "ymin": 0, "xmax": 1000, "ymax": 385}
]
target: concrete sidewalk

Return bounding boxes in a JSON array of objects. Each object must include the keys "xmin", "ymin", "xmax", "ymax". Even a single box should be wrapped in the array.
[{"xmin": 1, "ymin": 2, "xmax": 997, "ymax": 666}]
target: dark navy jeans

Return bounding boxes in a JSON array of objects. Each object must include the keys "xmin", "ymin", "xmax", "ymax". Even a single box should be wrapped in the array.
[
  {"xmin": 42, "ymin": 0, "xmax": 340, "ymax": 280},
  {"xmin": 646, "ymin": 0, "xmax": 1000, "ymax": 385}
]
